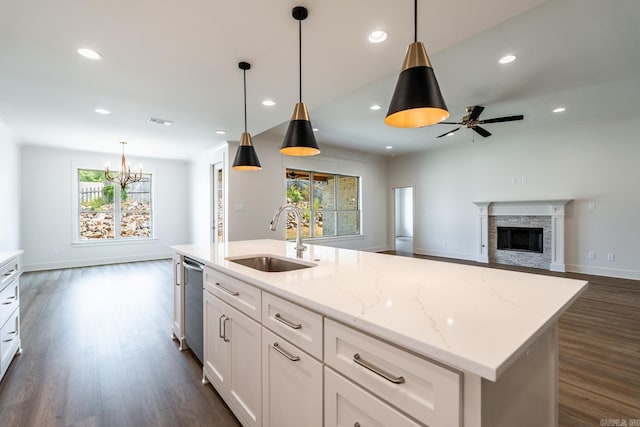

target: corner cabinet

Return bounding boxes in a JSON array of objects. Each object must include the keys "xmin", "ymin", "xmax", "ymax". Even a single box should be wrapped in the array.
[
  {"xmin": 0, "ymin": 251, "xmax": 22, "ymax": 382},
  {"xmin": 203, "ymin": 267, "xmax": 262, "ymax": 427}
]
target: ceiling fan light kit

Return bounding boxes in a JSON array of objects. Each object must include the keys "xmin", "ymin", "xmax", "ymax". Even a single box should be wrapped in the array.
[
  {"xmin": 385, "ymin": 0, "xmax": 449, "ymax": 128},
  {"xmin": 232, "ymin": 61, "xmax": 262, "ymax": 170},
  {"xmin": 280, "ymin": 6, "xmax": 320, "ymax": 157}
]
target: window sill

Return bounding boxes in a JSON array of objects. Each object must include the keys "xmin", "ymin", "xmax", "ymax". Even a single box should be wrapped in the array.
[{"xmin": 72, "ymin": 238, "xmax": 159, "ymax": 248}]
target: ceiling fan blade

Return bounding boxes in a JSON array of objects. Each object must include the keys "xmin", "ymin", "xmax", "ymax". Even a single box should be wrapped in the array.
[
  {"xmin": 436, "ymin": 127, "xmax": 461, "ymax": 138},
  {"xmin": 438, "ymin": 121, "xmax": 463, "ymax": 125},
  {"xmin": 479, "ymin": 114, "xmax": 524, "ymax": 124},
  {"xmin": 472, "ymin": 126, "xmax": 492, "ymax": 138},
  {"xmin": 468, "ymin": 105, "xmax": 485, "ymax": 121}
]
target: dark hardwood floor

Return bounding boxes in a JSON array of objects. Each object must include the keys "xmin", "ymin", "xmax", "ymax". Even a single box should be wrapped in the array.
[
  {"xmin": 0, "ymin": 260, "xmax": 240, "ymax": 427},
  {"xmin": 1, "ymin": 256, "xmax": 638, "ymax": 426}
]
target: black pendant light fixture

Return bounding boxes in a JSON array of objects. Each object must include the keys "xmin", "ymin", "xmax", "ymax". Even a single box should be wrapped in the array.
[
  {"xmin": 385, "ymin": 0, "xmax": 449, "ymax": 128},
  {"xmin": 232, "ymin": 61, "xmax": 261, "ymax": 170},
  {"xmin": 280, "ymin": 6, "xmax": 320, "ymax": 157}
]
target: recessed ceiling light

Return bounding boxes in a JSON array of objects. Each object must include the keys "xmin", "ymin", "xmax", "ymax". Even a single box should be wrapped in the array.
[
  {"xmin": 553, "ymin": 107, "xmax": 566, "ymax": 113},
  {"xmin": 78, "ymin": 48, "xmax": 102, "ymax": 60},
  {"xmin": 312, "ymin": 128, "xmax": 319, "ymax": 132},
  {"xmin": 385, "ymin": 146, "xmax": 393, "ymax": 150},
  {"xmin": 262, "ymin": 100, "xmax": 276, "ymax": 106},
  {"xmin": 499, "ymin": 54, "xmax": 517, "ymax": 64},
  {"xmin": 368, "ymin": 30, "xmax": 388, "ymax": 44},
  {"xmin": 370, "ymin": 104, "xmax": 382, "ymax": 111},
  {"xmin": 94, "ymin": 108, "xmax": 111, "ymax": 115},
  {"xmin": 216, "ymin": 130, "xmax": 227, "ymax": 135}
]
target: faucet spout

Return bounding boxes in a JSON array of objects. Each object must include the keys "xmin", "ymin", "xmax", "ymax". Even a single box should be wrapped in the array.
[{"xmin": 269, "ymin": 203, "xmax": 307, "ymax": 258}]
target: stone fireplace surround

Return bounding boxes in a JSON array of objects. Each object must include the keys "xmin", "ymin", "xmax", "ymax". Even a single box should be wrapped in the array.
[{"xmin": 473, "ymin": 200, "xmax": 571, "ymax": 272}]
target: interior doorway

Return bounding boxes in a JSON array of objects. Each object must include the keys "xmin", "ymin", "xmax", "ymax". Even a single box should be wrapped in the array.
[
  {"xmin": 393, "ymin": 187, "xmax": 414, "ymax": 255},
  {"xmin": 212, "ymin": 162, "xmax": 224, "ymax": 243}
]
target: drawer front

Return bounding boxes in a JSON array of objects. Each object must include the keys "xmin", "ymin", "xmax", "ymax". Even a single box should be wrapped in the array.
[
  {"xmin": 204, "ymin": 267, "xmax": 261, "ymax": 321},
  {"xmin": 0, "ymin": 306, "xmax": 20, "ymax": 377},
  {"xmin": 0, "ymin": 257, "xmax": 20, "ymax": 292},
  {"xmin": 262, "ymin": 292, "xmax": 323, "ymax": 360},
  {"xmin": 0, "ymin": 278, "xmax": 19, "ymax": 328},
  {"xmin": 324, "ymin": 319, "xmax": 461, "ymax": 427},
  {"xmin": 325, "ymin": 367, "xmax": 422, "ymax": 427}
]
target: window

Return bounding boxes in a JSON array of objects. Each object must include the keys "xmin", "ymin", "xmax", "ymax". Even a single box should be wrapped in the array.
[
  {"xmin": 78, "ymin": 169, "xmax": 152, "ymax": 241},
  {"xmin": 285, "ymin": 169, "xmax": 360, "ymax": 240}
]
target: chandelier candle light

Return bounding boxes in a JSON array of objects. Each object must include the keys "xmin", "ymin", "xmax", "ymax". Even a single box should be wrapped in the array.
[{"xmin": 104, "ymin": 141, "xmax": 142, "ymax": 190}]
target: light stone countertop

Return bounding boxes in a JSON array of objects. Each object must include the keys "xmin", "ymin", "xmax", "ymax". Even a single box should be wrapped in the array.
[
  {"xmin": 0, "ymin": 250, "xmax": 23, "ymax": 266},
  {"xmin": 172, "ymin": 239, "xmax": 587, "ymax": 381}
]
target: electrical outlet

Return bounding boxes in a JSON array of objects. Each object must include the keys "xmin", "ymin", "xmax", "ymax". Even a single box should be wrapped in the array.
[
  {"xmin": 607, "ymin": 253, "xmax": 615, "ymax": 262},
  {"xmin": 588, "ymin": 202, "xmax": 596, "ymax": 210},
  {"xmin": 511, "ymin": 178, "xmax": 517, "ymax": 184},
  {"xmin": 588, "ymin": 251, "xmax": 596, "ymax": 260},
  {"xmin": 521, "ymin": 177, "xmax": 527, "ymax": 185}
]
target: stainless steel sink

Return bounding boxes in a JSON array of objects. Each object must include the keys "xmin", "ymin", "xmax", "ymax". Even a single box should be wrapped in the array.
[{"xmin": 227, "ymin": 255, "xmax": 315, "ymax": 272}]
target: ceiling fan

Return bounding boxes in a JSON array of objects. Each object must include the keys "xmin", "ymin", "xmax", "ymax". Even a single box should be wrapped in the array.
[{"xmin": 436, "ymin": 106, "xmax": 523, "ymax": 138}]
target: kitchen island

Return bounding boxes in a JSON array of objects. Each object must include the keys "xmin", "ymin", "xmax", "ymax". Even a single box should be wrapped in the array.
[{"xmin": 172, "ymin": 239, "xmax": 587, "ymax": 427}]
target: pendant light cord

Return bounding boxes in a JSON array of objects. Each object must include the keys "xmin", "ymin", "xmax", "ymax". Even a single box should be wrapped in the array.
[
  {"xmin": 243, "ymin": 69, "xmax": 247, "ymax": 133},
  {"xmin": 414, "ymin": 0, "xmax": 418, "ymax": 42},
  {"xmin": 298, "ymin": 19, "xmax": 302, "ymax": 103}
]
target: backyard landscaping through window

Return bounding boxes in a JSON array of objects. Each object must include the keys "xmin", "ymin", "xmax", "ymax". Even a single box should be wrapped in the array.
[
  {"xmin": 285, "ymin": 169, "xmax": 360, "ymax": 240},
  {"xmin": 78, "ymin": 169, "xmax": 152, "ymax": 240}
]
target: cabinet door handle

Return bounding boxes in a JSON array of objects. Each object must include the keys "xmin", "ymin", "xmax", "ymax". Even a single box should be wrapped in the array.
[
  {"xmin": 218, "ymin": 315, "xmax": 226, "ymax": 340},
  {"xmin": 274, "ymin": 313, "xmax": 302, "ymax": 330},
  {"xmin": 215, "ymin": 282, "xmax": 239, "ymax": 297},
  {"xmin": 3, "ymin": 269, "xmax": 16, "ymax": 277},
  {"xmin": 3, "ymin": 331, "xmax": 17, "ymax": 342},
  {"xmin": 272, "ymin": 342, "xmax": 300, "ymax": 362},
  {"xmin": 353, "ymin": 353, "xmax": 405, "ymax": 384},
  {"xmin": 222, "ymin": 317, "xmax": 230, "ymax": 342},
  {"xmin": 2, "ymin": 296, "xmax": 17, "ymax": 305},
  {"xmin": 175, "ymin": 262, "xmax": 180, "ymax": 286}
]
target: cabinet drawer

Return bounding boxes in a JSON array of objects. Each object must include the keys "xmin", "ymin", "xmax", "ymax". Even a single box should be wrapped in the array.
[
  {"xmin": 262, "ymin": 292, "xmax": 323, "ymax": 360},
  {"xmin": 324, "ymin": 319, "xmax": 461, "ymax": 427},
  {"xmin": 0, "ymin": 258, "xmax": 20, "ymax": 291},
  {"xmin": 204, "ymin": 267, "xmax": 261, "ymax": 321},
  {"xmin": 0, "ymin": 278, "xmax": 19, "ymax": 328},
  {"xmin": 0, "ymin": 306, "xmax": 20, "ymax": 377},
  {"xmin": 325, "ymin": 367, "xmax": 422, "ymax": 427}
]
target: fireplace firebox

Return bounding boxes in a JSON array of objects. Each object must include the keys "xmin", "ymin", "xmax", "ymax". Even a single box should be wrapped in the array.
[{"xmin": 497, "ymin": 227, "xmax": 543, "ymax": 253}]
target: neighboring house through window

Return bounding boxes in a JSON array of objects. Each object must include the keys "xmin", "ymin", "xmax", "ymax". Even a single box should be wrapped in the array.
[
  {"xmin": 77, "ymin": 168, "xmax": 152, "ymax": 241},
  {"xmin": 285, "ymin": 169, "xmax": 360, "ymax": 240}
]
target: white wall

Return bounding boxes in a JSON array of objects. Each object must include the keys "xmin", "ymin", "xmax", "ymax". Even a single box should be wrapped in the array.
[
  {"xmin": 21, "ymin": 145, "xmax": 190, "ymax": 271},
  {"xmin": 388, "ymin": 116, "xmax": 640, "ymax": 280},
  {"xmin": 0, "ymin": 121, "xmax": 21, "ymax": 251},
  {"xmin": 188, "ymin": 132, "xmax": 390, "ymax": 252}
]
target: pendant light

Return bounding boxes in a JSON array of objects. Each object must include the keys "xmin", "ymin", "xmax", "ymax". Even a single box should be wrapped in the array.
[
  {"xmin": 280, "ymin": 6, "xmax": 320, "ymax": 157},
  {"xmin": 385, "ymin": 0, "xmax": 449, "ymax": 128},
  {"xmin": 232, "ymin": 61, "xmax": 261, "ymax": 170}
]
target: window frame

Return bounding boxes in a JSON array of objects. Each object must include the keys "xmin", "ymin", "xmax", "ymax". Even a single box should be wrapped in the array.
[
  {"xmin": 285, "ymin": 168, "xmax": 362, "ymax": 240},
  {"xmin": 72, "ymin": 164, "xmax": 156, "ymax": 244}
]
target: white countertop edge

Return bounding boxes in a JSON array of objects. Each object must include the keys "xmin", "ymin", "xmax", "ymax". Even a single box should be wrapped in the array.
[{"xmin": 0, "ymin": 250, "xmax": 24, "ymax": 265}]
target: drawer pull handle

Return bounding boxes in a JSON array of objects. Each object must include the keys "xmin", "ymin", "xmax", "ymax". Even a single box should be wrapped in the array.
[
  {"xmin": 3, "ymin": 269, "xmax": 16, "ymax": 276},
  {"xmin": 274, "ymin": 313, "xmax": 302, "ymax": 330},
  {"xmin": 3, "ymin": 331, "xmax": 17, "ymax": 342},
  {"xmin": 2, "ymin": 296, "xmax": 17, "ymax": 305},
  {"xmin": 272, "ymin": 342, "xmax": 300, "ymax": 362},
  {"xmin": 215, "ymin": 282, "xmax": 239, "ymax": 297},
  {"xmin": 353, "ymin": 353, "xmax": 405, "ymax": 384}
]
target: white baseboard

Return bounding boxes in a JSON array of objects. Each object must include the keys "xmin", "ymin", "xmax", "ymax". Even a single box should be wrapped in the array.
[
  {"xmin": 23, "ymin": 253, "xmax": 172, "ymax": 272},
  {"xmin": 414, "ymin": 248, "xmax": 478, "ymax": 262},
  {"xmin": 565, "ymin": 264, "xmax": 640, "ymax": 281}
]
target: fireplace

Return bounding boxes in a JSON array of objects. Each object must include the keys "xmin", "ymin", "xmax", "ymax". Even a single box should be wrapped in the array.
[{"xmin": 497, "ymin": 227, "xmax": 543, "ymax": 253}]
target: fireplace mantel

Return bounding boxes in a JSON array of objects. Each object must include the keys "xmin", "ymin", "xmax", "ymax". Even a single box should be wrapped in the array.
[{"xmin": 473, "ymin": 200, "xmax": 571, "ymax": 272}]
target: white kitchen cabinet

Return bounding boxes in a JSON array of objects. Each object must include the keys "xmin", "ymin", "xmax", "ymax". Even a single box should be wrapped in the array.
[
  {"xmin": 171, "ymin": 254, "xmax": 185, "ymax": 349},
  {"xmin": 325, "ymin": 367, "xmax": 422, "ymax": 427},
  {"xmin": 0, "ymin": 251, "xmax": 22, "ymax": 382},
  {"xmin": 261, "ymin": 327, "xmax": 322, "ymax": 427},
  {"xmin": 203, "ymin": 289, "xmax": 262, "ymax": 427}
]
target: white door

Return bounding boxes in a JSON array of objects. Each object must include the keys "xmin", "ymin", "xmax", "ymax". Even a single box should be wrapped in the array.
[
  {"xmin": 203, "ymin": 291, "xmax": 229, "ymax": 390},
  {"xmin": 227, "ymin": 303, "xmax": 262, "ymax": 427},
  {"xmin": 212, "ymin": 162, "xmax": 225, "ymax": 243},
  {"xmin": 393, "ymin": 187, "xmax": 414, "ymax": 255},
  {"xmin": 262, "ymin": 328, "xmax": 323, "ymax": 427}
]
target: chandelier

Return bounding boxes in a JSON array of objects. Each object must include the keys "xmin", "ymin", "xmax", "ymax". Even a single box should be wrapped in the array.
[{"xmin": 104, "ymin": 141, "xmax": 142, "ymax": 189}]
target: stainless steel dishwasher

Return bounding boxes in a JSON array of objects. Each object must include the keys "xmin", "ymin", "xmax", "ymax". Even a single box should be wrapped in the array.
[{"xmin": 183, "ymin": 257, "xmax": 204, "ymax": 364}]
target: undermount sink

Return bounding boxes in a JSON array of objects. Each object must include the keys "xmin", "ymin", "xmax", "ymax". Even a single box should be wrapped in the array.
[{"xmin": 227, "ymin": 255, "xmax": 316, "ymax": 272}]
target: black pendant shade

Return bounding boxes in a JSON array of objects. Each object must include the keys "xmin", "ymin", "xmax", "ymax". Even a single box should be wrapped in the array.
[
  {"xmin": 280, "ymin": 6, "xmax": 320, "ymax": 157},
  {"xmin": 384, "ymin": 1, "xmax": 449, "ymax": 128},
  {"xmin": 232, "ymin": 61, "xmax": 261, "ymax": 170}
]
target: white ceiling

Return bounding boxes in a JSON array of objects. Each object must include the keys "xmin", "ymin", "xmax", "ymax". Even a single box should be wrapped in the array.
[{"xmin": 1, "ymin": 0, "xmax": 639, "ymax": 160}]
